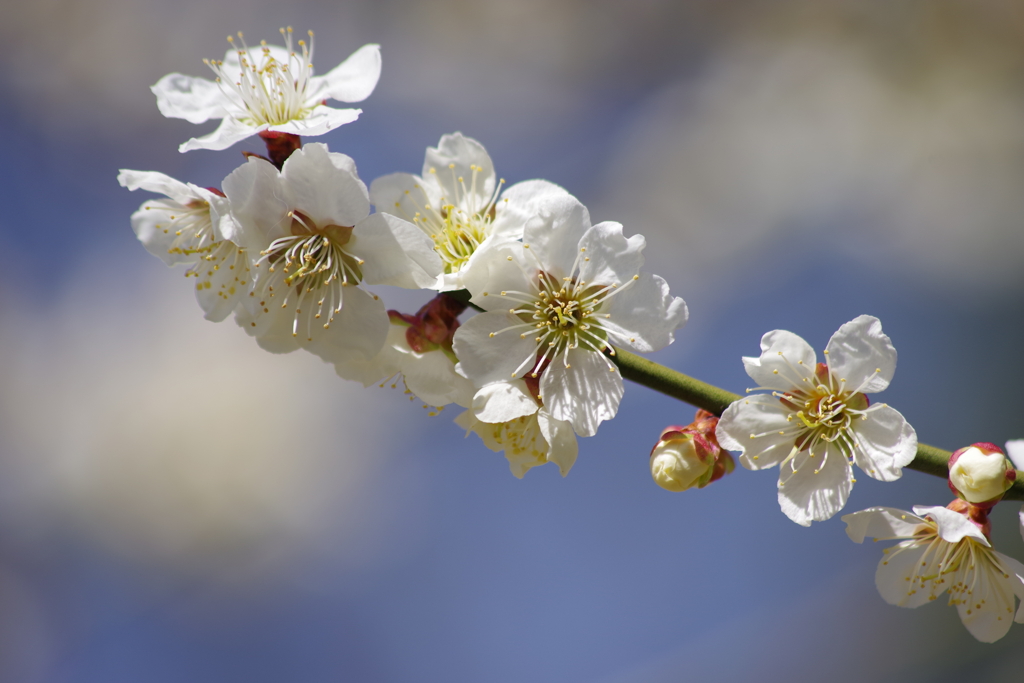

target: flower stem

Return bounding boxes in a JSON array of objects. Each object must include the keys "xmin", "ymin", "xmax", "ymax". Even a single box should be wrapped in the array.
[{"xmin": 445, "ymin": 289, "xmax": 1024, "ymax": 500}]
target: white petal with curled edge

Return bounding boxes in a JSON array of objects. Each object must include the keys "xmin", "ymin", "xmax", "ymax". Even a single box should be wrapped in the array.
[
  {"xmin": 305, "ymin": 286, "xmax": 388, "ymax": 364},
  {"xmin": 743, "ymin": 329, "xmax": 816, "ymax": 391},
  {"xmin": 118, "ymin": 169, "xmax": 196, "ymax": 206},
  {"xmin": 541, "ymin": 348, "xmax": 623, "ymax": 438},
  {"xmin": 874, "ymin": 541, "xmax": 930, "ymax": 607},
  {"xmin": 522, "ymin": 197, "xmax": 592, "ymax": 279},
  {"xmin": 538, "ymin": 410, "xmax": 578, "ymax": 476},
  {"xmin": 352, "ymin": 213, "xmax": 442, "ymax": 289},
  {"xmin": 280, "ymin": 144, "xmax": 369, "ymax": 229},
  {"xmin": 491, "ymin": 180, "xmax": 574, "ymax": 240},
  {"xmin": 472, "ymin": 381, "xmax": 539, "ymax": 424},
  {"xmin": 151, "ymin": 73, "xmax": 231, "ymax": 124},
  {"xmin": 841, "ymin": 507, "xmax": 928, "ymax": 543},
  {"xmin": 577, "ymin": 222, "xmax": 645, "ymax": 288},
  {"xmin": 1006, "ymin": 439, "xmax": 1024, "ymax": 470},
  {"xmin": 777, "ymin": 444, "xmax": 853, "ymax": 526},
  {"xmin": 825, "ymin": 315, "xmax": 897, "ymax": 394},
  {"xmin": 453, "ymin": 311, "xmax": 538, "ymax": 386},
  {"xmin": 716, "ymin": 394, "xmax": 796, "ymax": 470},
  {"xmin": 914, "ymin": 505, "xmax": 990, "ymax": 546},
  {"xmin": 312, "ymin": 44, "xmax": 382, "ymax": 103},
  {"xmin": 179, "ymin": 115, "xmax": 260, "ymax": 153},
  {"xmin": 269, "ymin": 105, "xmax": 362, "ymax": 139},
  {"xmin": 599, "ymin": 273, "xmax": 687, "ymax": 354},
  {"xmin": 851, "ymin": 404, "xmax": 917, "ymax": 481},
  {"xmin": 423, "ymin": 133, "xmax": 495, "ymax": 206}
]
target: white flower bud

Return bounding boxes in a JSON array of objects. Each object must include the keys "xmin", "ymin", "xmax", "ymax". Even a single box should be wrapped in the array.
[
  {"xmin": 949, "ymin": 445, "xmax": 1013, "ymax": 504},
  {"xmin": 650, "ymin": 433, "xmax": 712, "ymax": 492}
]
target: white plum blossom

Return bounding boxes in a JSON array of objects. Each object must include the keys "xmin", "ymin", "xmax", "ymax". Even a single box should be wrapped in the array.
[
  {"xmin": 370, "ymin": 133, "xmax": 572, "ymax": 291},
  {"xmin": 452, "ymin": 196, "xmax": 687, "ymax": 437},
  {"xmin": 455, "ymin": 379, "xmax": 578, "ymax": 478},
  {"xmin": 716, "ymin": 316, "xmax": 917, "ymax": 526},
  {"xmin": 843, "ymin": 505, "xmax": 1024, "ymax": 643},
  {"xmin": 118, "ymin": 169, "xmax": 250, "ymax": 322},
  {"xmin": 1008, "ymin": 440, "xmax": 1024, "ymax": 544},
  {"xmin": 222, "ymin": 143, "xmax": 442, "ymax": 364},
  {"xmin": 153, "ymin": 28, "xmax": 381, "ymax": 152}
]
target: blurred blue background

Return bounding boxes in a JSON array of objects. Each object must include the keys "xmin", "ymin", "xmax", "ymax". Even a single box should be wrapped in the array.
[{"xmin": 1, "ymin": 0, "xmax": 1024, "ymax": 681}]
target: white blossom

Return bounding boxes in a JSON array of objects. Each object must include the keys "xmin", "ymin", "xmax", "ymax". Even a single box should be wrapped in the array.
[
  {"xmin": 153, "ymin": 28, "xmax": 381, "ymax": 152},
  {"xmin": 370, "ymin": 133, "xmax": 572, "ymax": 291},
  {"xmin": 716, "ymin": 316, "xmax": 917, "ymax": 526},
  {"xmin": 222, "ymin": 143, "xmax": 442, "ymax": 363},
  {"xmin": 452, "ymin": 196, "xmax": 687, "ymax": 437},
  {"xmin": 455, "ymin": 379, "xmax": 578, "ymax": 478},
  {"xmin": 844, "ymin": 505, "xmax": 1024, "ymax": 643},
  {"xmin": 118, "ymin": 169, "xmax": 250, "ymax": 321}
]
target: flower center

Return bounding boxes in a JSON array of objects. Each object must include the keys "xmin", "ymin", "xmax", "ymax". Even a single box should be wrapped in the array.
[
  {"xmin": 486, "ymin": 245, "xmax": 640, "ymax": 379},
  {"xmin": 253, "ymin": 210, "xmax": 364, "ymax": 339},
  {"xmin": 151, "ymin": 199, "xmax": 216, "ymax": 258},
  {"xmin": 399, "ymin": 165, "xmax": 505, "ymax": 274},
  {"xmin": 205, "ymin": 27, "xmax": 317, "ymax": 127},
  {"xmin": 778, "ymin": 364, "xmax": 869, "ymax": 455}
]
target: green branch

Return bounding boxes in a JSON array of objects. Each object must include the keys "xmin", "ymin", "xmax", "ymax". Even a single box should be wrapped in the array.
[{"xmin": 445, "ymin": 290, "xmax": 1024, "ymax": 501}]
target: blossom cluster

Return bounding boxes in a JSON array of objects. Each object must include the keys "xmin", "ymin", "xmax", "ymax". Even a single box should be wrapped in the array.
[
  {"xmin": 122, "ymin": 29, "xmax": 687, "ymax": 481},
  {"xmin": 122, "ymin": 29, "xmax": 1024, "ymax": 645}
]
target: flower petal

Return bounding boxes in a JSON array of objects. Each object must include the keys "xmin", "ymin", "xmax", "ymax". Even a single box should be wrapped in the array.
[
  {"xmin": 280, "ymin": 143, "xmax": 369, "ymax": 229},
  {"xmin": 1006, "ymin": 439, "xmax": 1024, "ymax": 470},
  {"xmin": 304, "ymin": 286, "xmax": 388, "ymax": 363},
  {"xmin": 352, "ymin": 213, "xmax": 443, "ymax": 289},
  {"xmin": 269, "ymin": 105, "xmax": 362, "ymax": 138},
  {"xmin": 118, "ymin": 169, "xmax": 196, "ymax": 206},
  {"xmin": 453, "ymin": 311, "xmax": 538, "ymax": 386},
  {"xmin": 956, "ymin": 560, "xmax": 1019, "ymax": 643},
  {"xmin": 193, "ymin": 242, "xmax": 250, "ymax": 322},
  {"xmin": 742, "ymin": 329, "xmax": 816, "ymax": 391},
  {"xmin": 311, "ymin": 43, "xmax": 382, "ymax": 103},
  {"xmin": 179, "ymin": 115, "xmax": 259, "ymax": 153},
  {"xmin": 851, "ymin": 404, "xmax": 917, "ymax": 481},
  {"xmin": 825, "ymin": 315, "xmax": 897, "ymax": 394},
  {"xmin": 472, "ymin": 381, "xmax": 539, "ymax": 423},
  {"xmin": 491, "ymin": 180, "xmax": 573, "ymax": 240},
  {"xmin": 540, "ymin": 348, "xmax": 623, "ymax": 437},
  {"xmin": 537, "ymin": 410, "xmax": 578, "ymax": 476},
  {"xmin": 913, "ymin": 505, "xmax": 990, "ymax": 545},
  {"xmin": 874, "ymin": 541, "xmax": 932, "ymax": 608},
  {"xmin": 599, "ymin": 273, "xmax": 687, "ymax": 353},
  {"xmin": 522, "ymin": 195, "xmax": 592, "ymax": 278},
  {"xmin": 777, "ymin": 443, "xmax": 853, "ymax": 526},
  {"xmin": 151, "ymin": 73, "xmax": 231, "ymax": 124},
  {"xmin": 842, "ymin": 507, "xmax": 928, "ymax": 543},
  {"xmin": 222, "ymin": 156, "xmax": 291, "ymax": 252},
  {"xmin": 716, "ymin": 394, "xmax": 798, "ymax": 470},
  {"xmin": 577, "ymin": 222, "xmax": 645, "ymax": 287},
  {"xmin": 401, "ymin": 350, "xmax": 470, "ymax": 407},
  {"xmin": 465, "ymin": 244, "xmax": 532, "ymax": 307},
  {"xmin": 422, "ymin": 133, "xmax": 495, "ymax": 208}
]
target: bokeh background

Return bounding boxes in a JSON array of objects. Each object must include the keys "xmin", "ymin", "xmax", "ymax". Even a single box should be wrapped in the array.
[{"xmin": 1, "ymin": 0, "xmax": 1024, "ymax": 681}]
